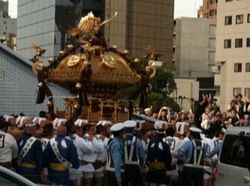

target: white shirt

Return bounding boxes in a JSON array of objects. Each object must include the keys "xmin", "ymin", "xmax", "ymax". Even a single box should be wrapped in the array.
[
  {"xmin": 0, "ymin": 130, "xmax": 18, "ymax": 162},
  {"xmin": 73, "ymin": 133, "xmax": 97, "ymax": 172},
  {"xmin": 40, "ymin": 137, "xmax": 50, "ymax": 151}
]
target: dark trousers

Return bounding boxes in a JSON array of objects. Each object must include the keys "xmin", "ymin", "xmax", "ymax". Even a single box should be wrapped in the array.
[
  {"xmin": 124, "ymin": 165, "xmax": 142, "ymax": 186},
  {"xmin": 182, "ymin": 166, "xmax": 203, "ymax": 186},
  {"xmin": 106, "ymin": 171, "xmax": 125, "ymax": 186}
]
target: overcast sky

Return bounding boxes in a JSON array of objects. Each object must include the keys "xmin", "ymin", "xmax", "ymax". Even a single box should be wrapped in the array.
[
  {"xmin": 8, "ymin": 0, "xmax": 203, "ymax": 19},
  {"xmin": 174, "ymin": 0, "xmax": 203, "ymax": 18}
]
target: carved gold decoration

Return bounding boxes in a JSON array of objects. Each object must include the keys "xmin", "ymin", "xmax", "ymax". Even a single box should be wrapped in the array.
[
  {"xmin": 32, "ymin": 60, "xmax": 43, "ymax": 74},
  {"xmin": 101, "ymin": 54, "xmax": 117, "ymax": 69},
  {"xmin": 145, "ymin": 65, "xmax": 156, "ymax": 79},
  {"xmin": 68, "ymin": 55, "xmax": 80, "ymax": 67}
]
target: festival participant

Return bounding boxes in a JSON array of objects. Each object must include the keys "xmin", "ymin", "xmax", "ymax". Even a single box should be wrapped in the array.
[
  {"xmin": 0, "ymin": 119, "xmax": 18, "ymax": 169},
  {"xmin": 40, "ymin": 123, "xmax": 54, "ymax": 184},
  {"xmin": 164, "ymin": 127, "xmax": 182, "ymax": 186},
  {"xmin": 146, "ymin": 121, "xmax": 172, "ymax": 185},
  {"xmin": 174, "ymin": 127, "xmax": 208, "ymax": 186},
  {"xmin": 79, "ymin": 122, "xmax": 104, "ymax": 186},
  {"xmin": 44, "ymin": 125, "xmax": 79, "ymax": 185},
  {"xmin": 123, "ymin": 120, "xmax": 146, "ymax": 186},
  {"xmin": 106, "ymin": 123, "xmax": 125, "ymax": 186},
  {"xmin": 95, "ymin": 121, "xmax": 112, "ymax": 186},
  {"xmin": 16, "ymin": 122, "xmax": 44, "ymax": 183},
  {"xmin": 92, "ymin": 124, "xmax": 106, "ymax": 186},
  {"xmin": 137, "ymin": 128, "xmax": 150, "ymax": 186}
]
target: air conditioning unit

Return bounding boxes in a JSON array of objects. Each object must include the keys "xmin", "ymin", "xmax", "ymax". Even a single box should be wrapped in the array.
[{"xmin": 212, "ymin": 65, "xmax": 220, "ymax": 74}]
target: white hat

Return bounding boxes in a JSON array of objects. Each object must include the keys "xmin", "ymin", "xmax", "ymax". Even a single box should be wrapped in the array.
[
  {"xmin": 19, "ymin": 116, "xmax": 31, "ymax": 127},
  {"xmin": 97, "ymin": 120, "xmax": 112, "ymax": 126},
  {"xmin": 38, "ymin": 118, "xmax": 46, "ymax": 125},
  {"xmin": 4, "ymin": 115, "xmax": 14, "ymax": 122},
  {"xmin": 75, "ymin": 119, "xmax": 88, "ymax": 126},
  {"xmin": 15, "ymin": 116, "xmax": 22, "ymax": 125},
  {"xmin": 144, "ymin": 108, "xmax": 151, "ymax": 112},
  {"xmin": 110, "ymin": 123, "xmax": 124, "ymax": 132},
  {"xmin": 32, "ymin": 117, "xmax": 38, "ymax": 123},
  {"xmin": 189, "ymin": 127, "xmax": 202, "ymax": 133},
  {"xmin": 25, "ymin": 123, "xmax": 36, "ymax": 127},
  {"xmin": 124, "ymin": 120, "xmax": 136, "ymax": 128}
]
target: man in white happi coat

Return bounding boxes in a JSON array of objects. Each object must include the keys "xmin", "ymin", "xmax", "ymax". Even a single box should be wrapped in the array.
[
  {"xmin": 79, "ymin": 122, "xmax": 104, "ymax": 186},
  {"xmin": 0, "ymin": 119, "xmax": 18, "ymax": 169},
  {"xmin": 165, "ymin": 127, "xmax": 183, "ymax": 186}
]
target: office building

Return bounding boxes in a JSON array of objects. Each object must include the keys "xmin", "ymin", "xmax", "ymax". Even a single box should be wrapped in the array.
[
  {"xmin": 173, "ymin": 17, "xmax": 216, "ymax": 78},
  {"xmin": 198, "ymin": 0, "xmax": 217, "ymax": 19},
  {"xmin": 17, "ymin": 0, "xmax": 174, "ymax": 65},
  {"xmin": 0, "ymin": 0, "xmax": 16, "ymax": 50},
  {"xmin": 105, "ymin": 0, "xmax": 174, "ymax": 64},
  {"xmin": 214, "ymin": 0, "xmax": 250, "ymax": 112}
]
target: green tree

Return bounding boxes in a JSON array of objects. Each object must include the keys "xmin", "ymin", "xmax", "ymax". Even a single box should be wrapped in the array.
[{"xmin": 116, "ymin": 57, "xmax": 180, "ymax": 112}]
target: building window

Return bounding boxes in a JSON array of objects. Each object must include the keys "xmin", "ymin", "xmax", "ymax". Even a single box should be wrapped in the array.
[
  {"xmin": 247, "ymin": 38, "xmax": 250, "ymax": 47},
  {"xmin": 236, "ymin": 15, "xmax": 244, "ymax": 24},
  {"xmin": 245, "ymin": 88, "xmax": 250, "ymax": 97},
  {"xmin": 210, "ymin": 0, "xmax": 218, "ymax": 3},
  {"xmin": 234, "ymin": 63, "xmax": 242, "ymax": 72},
  {"xmin": 246, "ymin": 63, "xmax": 250, "ymax": 72},
  {"xmin": 233, "ymin": 88, "xmax": 241, "ymax": 96},
  {"xmin": 226, "ymin": 0, "xmax": 233, "ymax": 2},
  {"xmin": 235, "ymin": 38, "xmax": 243, "ymax": 48},
  {"xmin": 224, "ymin": 39, "xmax": 231, "ymax": 48},
  {"xmin": 248, "ymin": 14, "xmax": 250, "ymax": 23},
  {"xmin": 209, "ymin": 9, "xmax": 217, "ymax": 17},
  {"xmin": 225, "ymin": 16, "xmax": 232, "ymax": 25}
]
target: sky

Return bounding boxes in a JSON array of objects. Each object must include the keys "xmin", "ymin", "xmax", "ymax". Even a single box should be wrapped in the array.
[{"xmin": 7, "ymin": 0, "xmax": 203, "ymax": 19}]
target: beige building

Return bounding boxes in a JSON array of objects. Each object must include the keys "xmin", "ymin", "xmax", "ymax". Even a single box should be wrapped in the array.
[{"xmin": 214, "ymin": 0, "xmax": 250, "ymax": 112}]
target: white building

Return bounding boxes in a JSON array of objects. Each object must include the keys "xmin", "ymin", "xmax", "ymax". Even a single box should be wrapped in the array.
[
  {"xmin": 173, "ymin": 17, "xmax": 216, "ymax": 78},
  {"xmin": 214, "ymin": 0, "xmax": 250, "ymax": 112},
  {"xmin": 174, "ymin": 77, "xmax": 199, "ymax": 112}
]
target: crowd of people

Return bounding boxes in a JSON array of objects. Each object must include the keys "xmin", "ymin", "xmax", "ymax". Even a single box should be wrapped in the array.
[{"xmin": 0, "ymin": 92, "xmax": 249, "ymax": 186}]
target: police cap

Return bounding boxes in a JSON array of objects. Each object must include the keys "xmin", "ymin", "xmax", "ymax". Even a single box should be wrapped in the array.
[
  {"xmin": 124, "ymin": 120, "xmax": 136, "ymax": 128},
  {"xmin": 189, "ymin": 127, "xmax": 202, "ymax": 133},
  {"xmin": 110, "ymin": 123, "xmax": 124, "ymax": 132}
]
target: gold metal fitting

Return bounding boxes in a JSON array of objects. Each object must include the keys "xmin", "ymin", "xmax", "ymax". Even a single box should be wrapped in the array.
[
  {"xmin": 48, "ymin": 58, "xmax": 54, "ymax": 64},
  {"xmin": 76, "ymin": 83, "xmax": 82, "ymax": 89},
  {"xmin": 47, "ymin": 101, "xmax": 53, "ymax": 107},
  {"xmin": 134, "ymin": 58, "xmax": 140, "ymax": 63},
  {"xmin": 67, "ymin": 44, "xmax": 74, "ymax": 51},
  {"xmin": 123, "ymin": 50, "xmax": 129, "ymax": 54},
  {"xmin": 74, "ymin": 104, "xmax": 80, "ymax": 109},
  {"xmin": 38, "ymin": 82, "xmax": 43, "ymax": 87}
]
